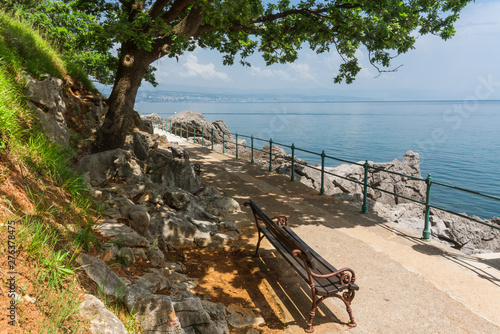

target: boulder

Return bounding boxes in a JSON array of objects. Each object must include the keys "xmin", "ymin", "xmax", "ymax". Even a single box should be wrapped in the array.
[
  {"xmin": 132, "ymin": 131, "xmax": 150, "ymax": 160},
  {"xmin": 369, "ymin": 151, "xmax": 426, "ymax": 205},
  {"xmin": 202, "ymin": 300, "xmax": 230, "ymax": 334},
  {"xmin": 25, "ymin": 75, "xmax": 70, "ymax": 146},
  {"xmin": 163, "ymin": 189, "xmax": 195, "ymax": 210},
  {"xmin": 77, "ymin": 254, "xmax": 126, "ymax": 299},
  {"xmin": 162, "ymin": 213, "xmax": 203, "ymax": 247},
  {"xmin": 430, "ymin": 210, "xmax": 500, "ymax": 254},
  {"xmin": 276, "ymin": 150, "xmax": 425, "ymax": 206},
  {"xmin": 95, "ymin": 220, "xmax": 151, "ymax": 248},
  {"xmin": 148, "ymin": 149, "xmax": 202, "ymax": 193},
  {"xmin": 77, "ymin": 149, "xmax": 142, "ymax": 187},
  {"xmin": 131, "ymin": 109, "xmax": 154, "ymax": 134},
  {"xmin": 166, "ymin": 110, "xmax": 234, "ymax": 145},
  {"xmin": 147, "ymin": 247, "xmax": 166, "ymax": 267},
  {"xmin": 225, "ymin": 303, "xmax": 265, "ymax": 328},
  {"xmin": 114, "ymin": 197, "xmax": 151, "ymax": 234},
  {"xmin": 202, "ymin": 197, "xmax": 241, "ymax": 217},
  {"xmin": 80, "ymin": 294, "xmax": 127, "ymax": 334},
  {"xmin": 172, "ymin": 297, "xmax": 211, "ymax": 329},
  {"xmin": 124, "ymin": 286, "xmax": 184, "ymax": 334}
]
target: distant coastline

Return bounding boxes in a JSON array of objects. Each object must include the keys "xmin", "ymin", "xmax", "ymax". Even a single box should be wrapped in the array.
[{"xmin": 97, "ymin": 85, "xmax": 500, "ymax": 104}]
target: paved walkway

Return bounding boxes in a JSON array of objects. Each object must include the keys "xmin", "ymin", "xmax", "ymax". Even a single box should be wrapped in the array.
[{"xmin": 161, "ymin": 130, "xmax": 500, "ymax": 334}]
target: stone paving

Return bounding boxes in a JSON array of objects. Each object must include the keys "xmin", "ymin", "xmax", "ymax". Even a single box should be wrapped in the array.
[{"xmin": 160, "ymin": 130, "xmax": 500, "ymax": 334}]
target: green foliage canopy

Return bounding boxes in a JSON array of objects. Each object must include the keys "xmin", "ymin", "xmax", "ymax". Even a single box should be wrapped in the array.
[{"xmin": 64, "ymin": 0, "xmax": 472, "ymax": 84}]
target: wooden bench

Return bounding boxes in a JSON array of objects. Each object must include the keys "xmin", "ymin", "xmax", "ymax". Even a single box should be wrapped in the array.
[{"xmin": 244, "ymin": 199, "xmax": 358, "ymax": 332}]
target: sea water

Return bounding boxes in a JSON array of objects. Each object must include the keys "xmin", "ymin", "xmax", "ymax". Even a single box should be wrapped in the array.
[{"xmin": 136, "ymin": 101, "xmax": 500, "ymax": 220}]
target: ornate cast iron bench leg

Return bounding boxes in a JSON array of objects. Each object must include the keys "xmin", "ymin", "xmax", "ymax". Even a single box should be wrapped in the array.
[{"xmin": 306, "ymin": 290, "xmax": 357, "ymax": 332}]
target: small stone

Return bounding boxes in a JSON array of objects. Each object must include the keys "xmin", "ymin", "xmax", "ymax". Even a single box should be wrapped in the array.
[{"xmin": 226, "ymin": 304, "xmax": 265, "ymax": 328}]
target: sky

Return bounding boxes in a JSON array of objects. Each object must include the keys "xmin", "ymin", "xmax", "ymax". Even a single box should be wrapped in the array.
[{"xmin": 137, "ymin": 0, "xmax": 500, "ymax": 101}]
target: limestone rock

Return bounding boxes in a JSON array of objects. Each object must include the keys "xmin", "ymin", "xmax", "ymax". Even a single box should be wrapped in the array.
[
  {"xmin": 76, "ymin": 149, "xmax": 138, "ymax": 187},
  {"xmin": 163, "ymin": 189, "xmax": 195, "ymax": 210},
  {"xmin": 148, "ymin": 149, "xmax": 202, "ymax": 193},
  {"xmin": 226, "ymin": 304, "xmax": 265, "ymax": 328},
  {"xmin": 96, "ymin": 220, "xmax": 150, "ymax": 248},
  {"xmin": 202, "ymin": 300, "xmax": 229, "ymax": 334},
  {"xmin": 172, "ymin": 297, "xmax": 211, "ymax": 329},
  {"xmin": 430, "ymin": 210, "xmax": 500, "ymax": 254},
  {"xmin": 114, "ymin": 197, "xmax": 151, "ymax": 234},
  {"xmin": 77, "ymin": 254, "xmax": 126, "ymax": 299},
  {"xmin": 203, "ymin": 197, "xmax": 241, "ymax": 217},
  {"xmin": 25, "ymin": 75, "xmax": 70, "ymax": 146},
  {"xmin": 147, "ymin": 248, "xmax": 166, "ymax": 267},
  {"xmin": 80, "ymin": 294, "xmax": 127, "ymax": 334},
  {"xmin": 166, "ymin": 110, "xmax": 234, "ymax": 145},
  {"xmin": 132, "ymin": 131, "xmax": 150, "ymax": 160},
  {"xmin": 124, "ymin": 287, "xmax": 184, "ymax": 334}
]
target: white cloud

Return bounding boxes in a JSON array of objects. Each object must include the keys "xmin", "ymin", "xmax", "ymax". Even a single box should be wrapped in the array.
[
  {"xmin": 180, "ymin": 54, "xmax": 230, "ymax": 81},
  {"xmin": 251, "ymin": 63, "xmax": 315, "ymax": 81}
]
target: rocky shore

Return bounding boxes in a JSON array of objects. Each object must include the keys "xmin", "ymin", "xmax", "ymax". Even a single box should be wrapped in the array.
[
  {"xmin": 155, "ymin": 110, "xmax": 500, "ymax": 255},
  {"xmin": 28, "ymin": 77, "xmax": 250, "ymax": 333}
]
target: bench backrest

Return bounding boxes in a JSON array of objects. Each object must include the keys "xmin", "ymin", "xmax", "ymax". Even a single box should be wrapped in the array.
[{"xmin": 246, "ymin": 200, "xmax": 316, "ymax": 270}]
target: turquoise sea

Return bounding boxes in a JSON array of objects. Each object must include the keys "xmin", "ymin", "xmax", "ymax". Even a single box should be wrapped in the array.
[{"xmin": 136, "ymin": 101, "xmax": 500, "ymax": 220}]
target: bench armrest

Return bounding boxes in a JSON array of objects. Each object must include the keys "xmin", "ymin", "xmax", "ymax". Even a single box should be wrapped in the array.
[
  {"xmin": 311, "ymin": 267, "xmax": 356, "ymax": 285},
  {"xmin": 292, "ymin": 249, "xmax": 356, "ymax": 285}
]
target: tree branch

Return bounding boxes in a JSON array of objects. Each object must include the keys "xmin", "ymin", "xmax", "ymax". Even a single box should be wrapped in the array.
[
  {"xmin": 148, "ymin": 0, "xmax": 171, "ymax": 20},
  {"xmin": 161, "ymin": 0, "xmax": 196, "ymax": 24},
  {"xmin": 251, "ymin": 3, "xmax": 361, "ymax": 24}
]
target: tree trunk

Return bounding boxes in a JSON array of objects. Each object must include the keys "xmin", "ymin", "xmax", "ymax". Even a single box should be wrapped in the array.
[{"xmin": 91, "ymin": 43, "xmax": 154, "ymax": 153}]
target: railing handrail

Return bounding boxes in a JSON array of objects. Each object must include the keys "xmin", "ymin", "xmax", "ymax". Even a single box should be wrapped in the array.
[{"xmin": 155, "ymin": 119, "xmax": 500, "ymax": 235}]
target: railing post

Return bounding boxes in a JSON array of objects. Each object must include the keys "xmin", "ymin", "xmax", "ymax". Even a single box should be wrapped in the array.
[
  {"xmin": 422, "ymin": 174, "xmax": 433, "ymax": 241},
  {"xmin": 193, "ymin": 124, "xmax": 196, "ymax": 143},
  {"xmin": 320, "ymin": 150, "xmax": 326, "ymax": 195},
  {"xmin": 291, "ymin": 143, "xmax": 295, "ymax": 182},
  {"xmin": 180, "ymin": 122, "xmax": 183, "ymax": 139},
  {"xmin": 175, "ymin": 122, "xmax": 178, "ymax": 136},
  {"xmin": 211, "ymin": 128, "xmax": 214, "ymax": 150},
  {"xmin": 202, "ymin": 126, "xmax": 205, "ymax": 146},
  {"xmin": 222, "ymin": 130, "xmax": 226, "ymax": 154},
  {"xmin": 186, "ymin": 123, "xmax": 189, "ymax": 141},
  {"xmin": 362, "ymin": 161, "xmax": 369, "ymax": 213},
  {"xmin": 251, "ymin": 135, "xmax": 254, "ymax": 164},
  {"xmin": 269, "ymin": 138, "xmax": 273, "ymax": 172},
  {"xmin": 235, "ymin": 133, "xmax": 239, "ymax": 159}
]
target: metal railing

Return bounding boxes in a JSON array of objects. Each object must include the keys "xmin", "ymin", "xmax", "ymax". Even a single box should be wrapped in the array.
[{"xmin": 151, "ymin": 118, "xmax": 500, "ymax": 239}]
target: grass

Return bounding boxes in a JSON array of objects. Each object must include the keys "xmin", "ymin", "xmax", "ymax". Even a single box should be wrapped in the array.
[{"xmin": 0, "ymin": 11, "xmax": 112, "ymax": 333}]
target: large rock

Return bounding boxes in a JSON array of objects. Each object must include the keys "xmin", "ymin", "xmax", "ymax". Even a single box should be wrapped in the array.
[
  {"xmin": 166, "ymin": 110, "xmax": 234, "ymax": 146},
  {"xmin": 77, "ymin": 254, "xmax": 126, "ymax": 299},
  {"xmin": 80, "ymin": 294, "xmax": 127, "ymax": 334},
  {"xmin": 25, "ymin": 75, "xmax": 70, "ymax": 146},
  {"xmin": 77, "ymin": 149, "xmax": 143, "ymax": 187},
  {"xmin": 114, "ymin": 197, "xmax": 151, "ymax": 234},
  {"xmin": 132, "ymin": 131, "xmax": 150, "ymax": 160},
  {"xmin": 277, "ymin": 150, "xmax": 425, "ymax": 206},
  {"xmin": 95, "ymin": 219, "xmax": 151, "ymax": 248},
  {"xmin": 124, "ymin": 285, "xmax": 184, "ymax": 334},
  {"xmin": 162, "ymin": 214, "xmax": 205, "ymax": 247},
  {"xmin": 148, "ymin": 149, "xmax": 202, "ymax": 193},
  {"xmin": 430, "ymin": 210, "xmax": 500, "ymax": 254}
]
